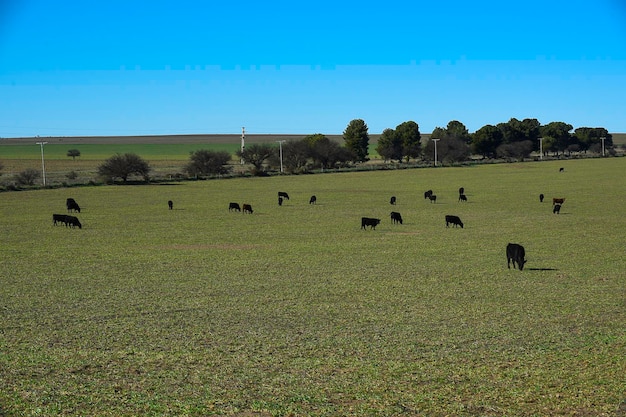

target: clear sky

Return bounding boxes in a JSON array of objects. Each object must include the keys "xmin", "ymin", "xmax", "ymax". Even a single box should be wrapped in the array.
[{"xmin": 1, "ymin": 0, "xmax": 625, "ymax": 137}]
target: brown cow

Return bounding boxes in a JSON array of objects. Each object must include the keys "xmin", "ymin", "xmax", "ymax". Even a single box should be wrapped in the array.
[{"xmin": 243, "ymin": 204, "xmax": 254, "ymax": 214}]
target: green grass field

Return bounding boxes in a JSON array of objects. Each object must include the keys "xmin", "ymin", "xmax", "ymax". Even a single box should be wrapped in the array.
[{"xmin": 1, "ymin": 158, "xmax": 625, "ymax": 416}]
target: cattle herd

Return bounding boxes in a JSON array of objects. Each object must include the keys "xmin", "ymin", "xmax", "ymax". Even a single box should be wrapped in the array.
[
  {"xmin": 52, "ymin": 198, "xmax": 83, "ymax": 229},
  {"xmin": 219, "ymin": 185, "xmax": 567, "ymax": 271},
  {"xmin": 53, "ymin": 180, "xmax": 568, "ymax": 271}
]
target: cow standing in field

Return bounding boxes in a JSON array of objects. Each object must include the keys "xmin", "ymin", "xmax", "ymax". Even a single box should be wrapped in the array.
[
  {"xmin": 506, "ymin": 243, "xmax": 527, "ymax": 270},
  {"xmin": 243, "ymin": 204, "xmax": 254, "ymax": 214},
  {"xmin": 445, "ymin": 215, "xmax": 464, "ymax": 228},
  {"xmin": 66, "ymin": 198, "xmax": 81, "ymax": 213},
  {"xmin": 309, "ymin": 195, "xmax": 317, "ymax": 204},
  {"xmin": 390, "ymin": 196, "xmax": 396, "ymax": 205},
  {"xmin": 229, "ymin": 202, "xmax": 241, "ymax": 212},
  {"xmin": 168, "ymin": 200, "xmax": 173, "ymax": 210},
  {"xmin": 53, "ymin": 214, "xmax": 68, "ymax": 226},
  {"xmin": 424, "ymin": 190, "xmax": 433, "ymax": 200},
  {"xmin": 66, "ymin": 216, "xmax": 82, "ymax": 229},
  {"xmin": 552, "ymin": 198, "xmax": 565, "ymax": 206},
  {"xmin": 278, "ymin": 192, "xmax": 290, "ymax": 200},
  {"xmin": 539, "ymin": 193, "xmax": 544, "ymax": 203},
  {"xmin": 390, "ymin": 212, "xmax": 403, "ymax": 224},
  {"xmin": 553, "ymin": 204, "xmax": 561, "ymax": 214},
  {"xmin": 361, "ymin": 217, "xmax": 381, "ymax": 230},
  {"xmin": 458, "ymin": 194, "xmax": 467, "ymax": 202}
]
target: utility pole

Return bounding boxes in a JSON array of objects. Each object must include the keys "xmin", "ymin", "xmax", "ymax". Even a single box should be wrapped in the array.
[
  {"xmin": 538, "ymin": 137, "xmax": 543, "ymax": 160},
  {"xmin": 36, "ymin": 141, "xmax": 48, "ymax": 186},
  {"xmin": 276, "ymin": 140, "xmax": 286, "ymax": 173},
  {"xmin": 240, "ymin": 127, "xmax": 245, "ymax": 164},
  {"xmin": 601, "ymin": 137, "xmax": 606, "ymax": 156},
  {"xmin": 432, "ymin": 138, "xmax": 440, "ymax": 167}
]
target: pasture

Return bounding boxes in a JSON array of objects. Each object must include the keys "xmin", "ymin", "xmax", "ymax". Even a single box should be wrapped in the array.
[{"xmin": 1, "ymin": 158, "xmax": 625, "ymax": 416}]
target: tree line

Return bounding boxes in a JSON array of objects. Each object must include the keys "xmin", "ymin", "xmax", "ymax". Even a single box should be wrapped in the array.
[{"xmin": 69, "ymin": 118, "xmax": 619, "ymax": 183}]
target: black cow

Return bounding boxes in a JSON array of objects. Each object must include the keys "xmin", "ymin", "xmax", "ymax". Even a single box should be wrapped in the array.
[
  {"xmin": 539, "ymin": 193, "xmax": 544, "ymax": 203},
  {"xmin": 390, "ymin": 196, "xmax": 396, "ymax": 205},
  {"xmin": 168, "ymin": 200, "xmax": 173, "ymax": 210},
  {"xmin": 429, "ymin": 194, "xmax": 437, "ymax": 203},
  {"xmin": 390, "ymin": 212, "xmax": 403, "ymax": 224},
  {"xmin": 458, "ymin": 194, "xmax": 467, "ymax": 202},
  {"xmin": 66, "ymin": 198, "xmax": 81, "ymax": 213},
  {"xmin": 53, "ymin": 214, "xmax": 68, "ymax": 226},
  {"xmin": 506, "ymin": 243, "xmax": 526, "ymax": 270},
  {"xmin": 361, "ymin": 217, "xmax": 381, "ymax": 230},
  {"xmin": 459, "ymin": 187, "xmax": 465, "ymax": 196},
  {"xmin": 424, "ymin": 190, "xmax": 433, "ymax": 199},
  {"xmin": 243, "ymin": 204, "xmax": 254, "ymax": 214},
  {"xmin": 553, "ymin": 204, "xmax": 561, "ymax": 214},
  {"xmin": 66, "ymin": 215, "xmax": 82, "ymax": 229},
  {"xmin": 445, "ymin": 215, "xmax": 464, "ymax": 228},
  {"xmin": 559, "ymin": 167, "xmax": 564, "ymax": 172},
  {"xmin": 553, "ymin": 198, "xmax": 565, "ymax": 206},
  {"xmin": 278, "ymin": 192, "xmax": 290, "ymax": 200},
  {"xmin": 309, "ymin": 195, "xmax": 317, "ymax": 204},
  {"xmin": 278, "ymin": 197, "xmax": 283, "ymax": 206},
  {"xmin": 229, "ymin": 202, "xmax": 241, "ymax": 212}
]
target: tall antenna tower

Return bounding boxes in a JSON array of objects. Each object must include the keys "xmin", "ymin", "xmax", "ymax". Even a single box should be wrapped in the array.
[{"xmin": 240, "ymin": 126, "xmax": 245, "ymax": 164}]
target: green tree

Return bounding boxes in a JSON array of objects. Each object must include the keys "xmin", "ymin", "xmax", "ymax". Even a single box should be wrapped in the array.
[
  {"xmin": 280, "ymin": 139, "xmax": 311, "ymax": 172},
  {"xmin": 396, "ymin": 121, "xmax": 421, "ymax": 162},
  {"xmin": 471, "ymin": 124, "xmax": 503, "ymax": 158},
  {"xmin": 376, "ymin": 128, "xmax": 402, "ymax": 162},
  {"xmin": 97, "ymin": 153, "xmax": 151, "ymax": 182},
  {"xmin": 426, "ymin": 124, "xmax": 470, "ymax": 163},
  {"xmin": 237, "ymin": 143, "xmax": 275, "ymax": 175},
  {"xmin": 573, "ymin": 127, "xmax": 612, "ymax": 153},
  {"xmin": 67, "ymin": 149, "xmax": 81, "ymax": 161},
  {"xmin": 343, "ymin": 119, "xmax": 369, "ymax": 162},
  {"xmin": 445, "ymin": 120, "xmax": 471, "ymax": 144},
  {"xmin": 185, "ymin": 150, "xmax": 232, "ymax": 177},
  {"xmin": 540, "ymin": 121, "xmax": 573, "ymax": 155}
]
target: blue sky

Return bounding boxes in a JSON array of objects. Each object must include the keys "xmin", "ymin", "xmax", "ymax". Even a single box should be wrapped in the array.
[{"xmin": 1, "ymin": 0, "xmax": 625, "ymax": 137}]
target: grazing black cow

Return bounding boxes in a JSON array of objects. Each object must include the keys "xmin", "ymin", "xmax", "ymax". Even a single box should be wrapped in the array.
[
  {"xmin": 506, "ymin": 243, "xmax": 526, "ymax": 270},
  {"xmin": 278, "ymin": 191, "xmax": 290, "ymax": 200},
  {"xmin": 53, "ymin": 214, "xmax": 68, "ymax": 226},
  {"xmin": 168, "ymin": 200, "xmax": 173, "ymax": 210},
  {"xmin": 66, "ymin": 215, "xmax": 82, "ymax": 229},
  {"xmin": 424, "ymin": 190, "xmax": 433, "ymax": 199},
  {"xmin": 229, "ymin": 202, "xmax": 241, "ymax": 212},
  {"xmin": 278, "ymin": 197, "xmax": 283, "ymax": 206},
  {"xmin": 559, "ymin": 167, "xmax": 564, "ymax": 172},
  {"xmin": 429, "ymin": 194, "xmax": 437, "ymax": 203},
  {"xmin": 553, "ymin": 204, "xmax": 561, "ymax": 214},
  {"xmin": 309, "ymin": 195, "xmax": 317, "ymax": 204},
  {"xmin": 458, "ymin": 194, "xmax": 467, "ymax": 202},
  {"xmin": 445, "ymin": 215, "xmax": 464, "ymax": 228},
  {"xmin": 539, "ymin": 193, "xmax": 544, "ymax": 203},
  {"xmin": 66, "ymin": 198, "xmax": 81, "ymax": 213},
  {"xmin": 390, "ymin": 211, "xmax": 403, "ymax": 224},
  {"xmin": 243, "ymin": 204, "xmax": 254, "ymax": 214},
  {"xmin": 390, "ymin": 196, "xmax": 396, "ymax": 205},
  {"xmin": 361, "ymin": 217, "xmax": 381, "ymax": 230},
  {"xmin": 552, "ymin": 198, "xmax": 565, "ymax": 205},
  {"xmin": 459, "ymin": 187, "xmax": 465, "ymax": 196}
]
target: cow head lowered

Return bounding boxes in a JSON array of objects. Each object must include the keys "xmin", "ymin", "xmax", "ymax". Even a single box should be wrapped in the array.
[{"xmin": 506, "ymin": 243, "xmax": 526, "ymax": 271}]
